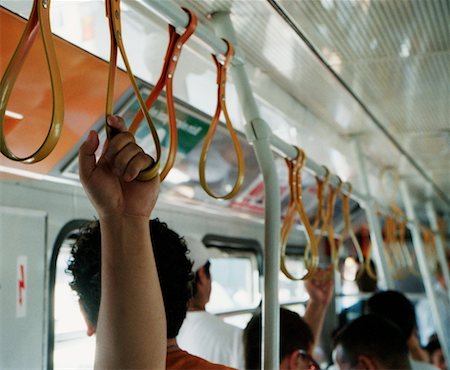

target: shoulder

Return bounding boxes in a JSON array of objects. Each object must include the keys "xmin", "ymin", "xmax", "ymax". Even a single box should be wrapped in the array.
[{"xmin": 167, "ymin": 350, "xmax": 236, "ymax": 370}]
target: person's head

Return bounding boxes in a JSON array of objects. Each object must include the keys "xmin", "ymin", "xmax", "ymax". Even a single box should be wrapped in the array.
[
  {"xmin": 366, "ymin": 290, "xmax": 416, "ymax": 341},
  {"xmin": 356, "ymin": 259, "xmax": 377, "ymax": 293},
  {"xmin": 67, "ymin": 219, "xmax": 194, "ymax": 339},
  {"xmin": 333, "ymin": 314, "xmax": 411, "ymax": 370},
  {"xmin": 192, "ymin": 261, "xmax": 211, "ymax": 298},
  {"xmin": 184, "ymin": 236, "xmax": 215, "ymax": 310},
  {"xmin": 426, "ymin": 335, "xmax": 447, "ymax": 370},
  {"xmin": 243, "ymin": 307, "xmax": 317, "ymax": 370}
]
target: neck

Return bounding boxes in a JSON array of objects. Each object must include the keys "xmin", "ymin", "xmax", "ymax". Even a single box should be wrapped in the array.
[
  {"xmin": 167, "ymin": 338, "xmax": 179, "ymax": 352},
  {"xmin": 188, "ymin": 298, "xmax": 206, "ymax": 311}
]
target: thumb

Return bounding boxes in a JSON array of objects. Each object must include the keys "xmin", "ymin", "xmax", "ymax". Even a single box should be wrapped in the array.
[{"xmin": 79, "ymin": 130, "xmax": 99, "ymax": 183}]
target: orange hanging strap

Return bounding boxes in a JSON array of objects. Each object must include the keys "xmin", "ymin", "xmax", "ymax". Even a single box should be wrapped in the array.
[
  {"xmin": 338, "ymin": 183, "xmax": 365, "ymax": 278},
  {"xmin": 280, "ymin": 148, "xmax": 319, "ymax": 280},
  {"xmin": 327, "ymin": 178, "xmax": 342, "ymax": 270},
  {"xmin": 312, "ymin": 167, "xmax": 331, "ymax": 245},
  {"xmin": 105, "ymin": 0, "xmax": 160, "ymax": 181},
  {"xmin": 199, "ymin": 40, "xmax": 245, "ymax": 199},
  {"xmin": 0, "ymin": 0, "xmax": 63, "ymax": 163},
  {"xmin": 128, "ymin": 8, "xmax": 197, "ymax": 181}
]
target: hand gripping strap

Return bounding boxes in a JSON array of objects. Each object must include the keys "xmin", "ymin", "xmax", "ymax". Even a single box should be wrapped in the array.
[
  {"xmin": 128, "ymin": 7, "xmax": 197, "ymax": 181},
  {"xmin": 280, "ymin": 148, "xmax": 319, "ymax": 281},
  {"xmin": 199, "ymin": 40, "xmax": 245, "ymax": 200},
  {"xmin": 105, "ymin": 0, "xmax": 160, "ymax": 181},
  {"xmin": 0, "ymin": 0, "xmax": 63, "ymax": 163}
]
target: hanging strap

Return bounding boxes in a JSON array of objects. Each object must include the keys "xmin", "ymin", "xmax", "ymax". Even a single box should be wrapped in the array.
[
  {"xmin": 105, "ymin": 0, "xmax": 160, "ymax": 181},
  {"xmin": 198, "ymin": 40, "xmax": 245, "ymax": 199},
  {"xmin": 128, "ymin": 7, "xmax": 197, "ymax": 181},
  {"xmin": 280, "ymin": 148, "xmax": 319, "ymax": 280},
  {"xmin": 312, "ymin": 167, "xmax": 331, "ymax": 246},
  {"xmin": 327, "ymin": 178, "xmax": 342, "ymax": 270},
  {"xmin": 0, "ymin": 0, "xmax": 63, "ymax": 163},
  {"xmin": 337, "ymin": 183, "xmax": 365, "ymax": 278}
]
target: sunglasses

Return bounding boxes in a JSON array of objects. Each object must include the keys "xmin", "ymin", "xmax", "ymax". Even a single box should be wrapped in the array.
[{"xmin": 298, "ymin": 350, "xmax": 321, "ymax": 370}]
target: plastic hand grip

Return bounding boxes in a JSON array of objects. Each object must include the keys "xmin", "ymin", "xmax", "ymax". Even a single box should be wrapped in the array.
[{"xmin": 0, "ymin": 0, "xmax": 63, "ymax": 163}]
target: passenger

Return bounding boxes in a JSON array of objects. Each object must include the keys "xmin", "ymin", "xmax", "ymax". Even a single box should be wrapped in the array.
[
  {"xmin": 244, "ymin": 307, "xmax": 319, "ymax": 370},
  {"xmin": 75, "ymin": 115, "xmax": 165, "ymax": 369},
  {"xmin": 425, "ymin": 335, "xmax": 447, "ymax": 370},
  {"xmin": 332, "ymin": 314, "xmax": 412, "ymax": 369},
  {"xmin": 366, "ymin": 290, "xmax": 439, "ymax": 370},
  {"xmin": 416, "ymin": 253, "xmax": 450, "ymax": 352},
  {"xmin": 243, "ymin": 267, "xmax": 333, "ymax": 369},
  {"xmin": 71, "ymin": 115, "xmax": 233, "ymax": 370},
  {"xmin": 177, "ymin": 238, "xmax": 244, "ymax": 368},
  {"xmin": 337, "ymin": 258, "xmax": 378, "ymax": 329}
]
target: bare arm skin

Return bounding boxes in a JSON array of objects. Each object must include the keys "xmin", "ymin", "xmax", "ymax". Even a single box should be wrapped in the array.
[
  {"xmin": 78, "ymin": 116, "xmax": 166, "ymax": 369},
  {"xmin": 303, "ymin": 267, "xmax": 334, "ymax": 348}
]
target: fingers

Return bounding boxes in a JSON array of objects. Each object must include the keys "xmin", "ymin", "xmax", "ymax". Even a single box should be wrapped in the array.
[
  {"xmin": 79, "ymin": 131, "xmax": 100, "ymax": 182},
  {"xmin": 104, "ymin": 116, "xmax": 153, "ymax": 182}
]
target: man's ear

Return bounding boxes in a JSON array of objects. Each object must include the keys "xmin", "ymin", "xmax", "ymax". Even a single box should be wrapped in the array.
[
  {"xmin": 358, "ymin": 355, "xmax": 377, "ymax": 370},
  {"xmin": 197, "ymin": 266, "xmax": 209, "ymax": 284},
  {"xmin": 287, "ymin": 350, "xmax": 299, "ymax": 370},
  {"xmin": 78, "ymin": 300, "xmax": 96, "ymax": 337}
]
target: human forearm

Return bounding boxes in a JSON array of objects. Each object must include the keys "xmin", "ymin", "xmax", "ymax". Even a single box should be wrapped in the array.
[
  {"xmin": 304, "ymin": 299, "xmax": 328, "ymax": 346},
  {"xmin": 95, "ymin": 215, "xmax": 166, "ymax": 369}
]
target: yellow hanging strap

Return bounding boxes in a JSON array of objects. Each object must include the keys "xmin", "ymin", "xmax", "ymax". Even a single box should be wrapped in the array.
[
  {"xmin": 280, "ymin": 148, "xmax": 319, "ymax": 280},
  {"xmin": 337, "ymin": 183, "xmax": 365, "ymax": 278},
  {"xmin": 327, "ymin": 178, "xmax": 343, "ymax": 271},
  {"xmin": 199, "ymin": 40, "xmax": 245, "ymax": 199},
  {"xmin": 105, "ymin": 0, "xmax": 160, "ymax": 181},
  {"xmin": 0, "ymin": 0, "xmax": 63, "ymax": 163},
  {"xmin": 383, "ymin": 215, "xmax": 396, "ymax": 273},
  {"xmin": 312, "ymin": 167, "xmax": 331, "ymax": 246}
]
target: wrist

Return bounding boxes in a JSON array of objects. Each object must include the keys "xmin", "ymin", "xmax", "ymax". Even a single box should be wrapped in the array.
[{"xmin": 307, "ymin": 298, "xmax": 328, "ymax": 310}]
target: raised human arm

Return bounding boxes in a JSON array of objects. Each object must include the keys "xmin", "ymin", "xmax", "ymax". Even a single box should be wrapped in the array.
[
  {"xmin": 79, "ymin": 116, "xmax": 166, "ymax": 369},
  {"xmin": 303, "ymin": 267, "xmax": 334, "ymax": 348}
]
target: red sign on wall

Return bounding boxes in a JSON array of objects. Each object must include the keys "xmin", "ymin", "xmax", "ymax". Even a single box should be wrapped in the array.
[{"xmin": 16, "ymin": 256, "xmax": 27, "ymax": 318}]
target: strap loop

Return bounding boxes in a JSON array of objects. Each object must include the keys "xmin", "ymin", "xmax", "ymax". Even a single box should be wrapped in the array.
[
  {"xmin": 337, "ymin": 183, "xmax": 365, "ymax": 279},
  {"xmin": 199, "ymin": 40, "xmax": 245, "ymax": 199},
  {"xmin": 105, "ymin": 0, "xmax": 160, "ymax": 181},
  {"xmin": 128, "ymin": 7, "xmax": 197, "ymax": 181},
  {"xmin": 0, "ymin": 0, "xmax": 63, "ymax": 163},
  {"xmin": 327, "ymin": 177, "xmax": 343, "ymax": 271},
  {"xmin": 280, "ymin": 148, "xmax": 319, "ymax": 280}
]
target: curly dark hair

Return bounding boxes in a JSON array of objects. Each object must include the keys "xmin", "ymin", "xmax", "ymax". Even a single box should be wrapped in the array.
[
  {"xmin": 67, "ymin": 218, "xmax": 194, "ymax": 338},
  {"xmin": 243, "ymin": 307, "xmax": 314, "ymax": 369}
]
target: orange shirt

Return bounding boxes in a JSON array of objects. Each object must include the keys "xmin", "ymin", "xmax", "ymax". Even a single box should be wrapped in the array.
[{"xmin": 167, "ymin": 349, "xmax": 236, "ymax": 370}]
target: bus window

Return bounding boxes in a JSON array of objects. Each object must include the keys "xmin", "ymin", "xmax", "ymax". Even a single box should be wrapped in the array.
[
  {"xmin": 207, "ymin": 254, "xmax": 260, "ymax": 316},
  {"xmin": 279, "ymin": 256, "xmax": 309, "ymax": 305},
  {"xmin": 53, "ymin": 241, "xmax": 95, "ymax": 369}
]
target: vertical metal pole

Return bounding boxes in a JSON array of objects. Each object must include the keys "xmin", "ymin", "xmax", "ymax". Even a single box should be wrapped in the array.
[
  {"xmin": 352, "ymin": 137, "xmax": 394, "ymax": 289},
  {"xmin": 426, "ymin": 201, "xmax": 450, "ymax": 301},
  {"xmin": 400, "ymin": 181, "xmax": 450, "ymax": 363},
  {"xmin": 211, "ymin": 12, "xmax": 280, "ymax": 370}
]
